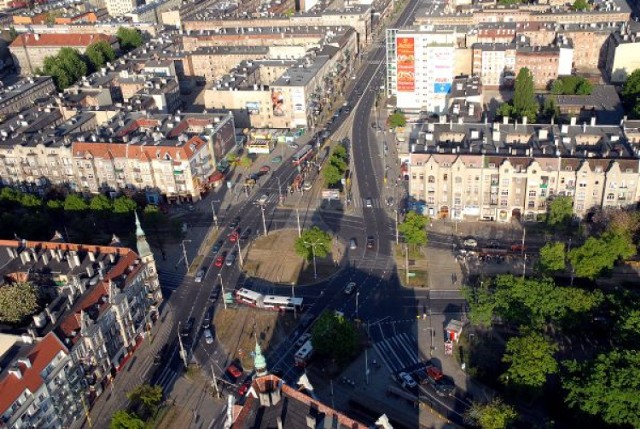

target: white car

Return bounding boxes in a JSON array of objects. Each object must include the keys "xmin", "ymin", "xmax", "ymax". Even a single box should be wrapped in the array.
[
  {"xmin": 194, "ymin": 269, "xmax": 205, "ymax": 283},
  {"xmin": 257, "ymin": 194, "xmax": 269, "ymax": 205},
  {"xmin": 365, "ymin": 198, "xmax": 373, "ymax": 208},
  {"xmin": 344, "ymin": 282, "xmax": 356, "ymax": 295},
  {"xmin": 295, "ymin": 332, "xmax": 311, "ymax": 347},
  {"xmin": 463, "ymin": 237, "xmax": 478, "ymax": 248},
  {"xmin": 203, "ymin": 328, "xmax": 214, "ymax": 344},
  {"xmin": 398, "ymin": 372, "xmax": 417, "ymax": 388}
]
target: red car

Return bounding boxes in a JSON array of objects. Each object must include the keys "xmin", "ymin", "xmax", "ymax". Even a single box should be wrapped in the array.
[
  {"xmin": 226, "ymin": 364, "xmax": 242, "ymax": 379},
  {"xmin": 237, "ymin": 379, "xmax": 252, "ymax": 396},
  {"xmin": 427, "ymin": 366, "xmax": 443, "ymax": 381},
  {"xmin": 214, "ymin": 252, "xmax": 227, "ymax": 268},
  {"xmin": 228, "ymin": 231, "xmax": 239, "ymax": 243}
]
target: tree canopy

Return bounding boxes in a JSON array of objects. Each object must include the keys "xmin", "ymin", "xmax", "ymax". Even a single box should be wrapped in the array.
[
  {"xmin": 85, "ymin": 40, "xmax": 116, "ymax": 72},
  {"xmin": 547, "ymin": 196, "xmax": 573, "ymax": 228},
  {"xmin": 512, "ymin": 67, "xmax": 538, "ymax": 122},
  {"xmin": 563, "ymin": 350, "xmax": 640, "ymax": 428},
  {"xmin": 110, "ymin": 410, "xmax": 145, "ymax": 429},
  {"xmin": 568, "ymin": 232, "xmax": 636, "ymax": 279},
  {"xmin": 294, "ymin": 227, "xmax": 332, "ymax": 261},
  {"xmin": 311, "ymin": 310, "xmax": 359, "ymax": 363},
  {"xmin": 398, "ymin": 210, "xmax": 428, "ymax": 248},
  {"xmin": 113, "ymin": 195, "xmax": 138, "ymax": 214},
  {"xmin": 323, "ymin": 144, "xmax": 349, "ymax": 187},
  {"xmin": 117, "ymin": 27, "xmax": 144, "ymax": 52},
  {"xmin": 127, "ymin": 384, "xmax": 163, "ymax": 418},
  {"xmin": 501, "ymin": 331, "xmax": 559, "ymax": 388},
  {"xmin": 550, "ymin": 76, "xmax": 592, "ymax": 95},
  {"xmin": 538, "ymin": 241, "xmax": 566, "ymax": 273},
  {"xmin": 388, "ymin": 112, "xmax": 407, "ymax": 128},
  {"xmin": 41, "ymin": 48, "xmax": 87, "ymax": 90},
  {"xmin": 621, "ymin": 69, "xmax": 640, "ymax": 118},
  {"xmin": 572, "ymin": 0, "xmax": 589, "ymax": 10},
  {"xmin": 464, "ymin": 398, "xmax": 518, "ymax": 429},
  {"xmin": 0, "ymin": 281, "xmax": 40, "ymax": 324},
  {"xmin": 64, "ymin": 194, "xmax": 89, "ymax": 212}
]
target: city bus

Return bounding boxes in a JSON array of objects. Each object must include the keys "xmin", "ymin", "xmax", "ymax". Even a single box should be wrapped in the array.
[
  {"xmin": 292, "ymin": 144, "xmax": 313, "ymax": 165},
  {"xmin": 262, "ymin": 295, "xmax": 303, "ymax": 312},
  {"xmin": 294, "ymin": 340, "xmax": 313, "ymax": 367},
  {"xmin": 235, "ymin": 288, "xmax": 264, "ymax": 307}
]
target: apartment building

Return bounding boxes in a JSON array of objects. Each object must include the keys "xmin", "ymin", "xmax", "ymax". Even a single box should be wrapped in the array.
[
  {"xmin": 404, "ymin": 117, "xmax": 640, "ymax": 222},
  {"xmin": 0, "ymin": 76, "xmax": 55, "ymax": 116},
  {"xmin": 0, "ymin": 221, "xmax": 162, "ymax": 404},
  {"xmin": 0, "ymin": 333, "xmax": 84, "ymax": 429},
  {"xmin": 10, "ymin": 33, "xmax": 119, "ymax": 75},
  {"xmin": 386, "ymin": 28, "xmax": 459, "ymax": 113},
  {"xmin": 605, "ymin": 24, "xmax": 640, "ymax": 83},
  {"xmin": 105, "ymin": 0, "xmax": 136, "ymax": 16},
  {"xmin": 471, "ymin": 43, "xmax": 516, "ymax": 88},
  {"xmin": 124, "ymin": 0, "xmax": 180, "ymax": 23}
]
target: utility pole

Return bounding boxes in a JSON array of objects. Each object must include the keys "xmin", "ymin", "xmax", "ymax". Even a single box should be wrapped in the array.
[
  {"xmin": 260, "ymin": 203, "xmax": 268, "ymax": 236},
  {"xmin": 291, "ymin": 282, "xmax": 297, "ymax": 319},
  {"xmin": 181, "ymin": 240, "xmax": 192, "ymax": 272},
  {"xmin": 521, "ymin": 227, "xmax": 526, "ymax": 256},
  {"xmin": 365, "ymin": 348, "xmax": 369, "ymax": 385},
  {"xmin": 356, "ymin": 292, "xmax": 360, "ymax": 319},
  {"xmin": 405, "ymin": 243, "xmax": 409, "ymax": 284},
  {"xmin": 177, "ymin": 322, "xmax": 188, "ymax": 368},
  {"xmin": 210, "ymin": 365, "xmax": 221, "ymax": 398},
  {"xmin": 218, "ymin": 273, "xmax": 227, "ymax": 310},
  {"xmin": 210, "ymin": 201, "xmax": 219, "ymax": 229},
  {"xmin": 236, "ymin": 239, "xmax": 244, "ymax": 267},
  {"xmin": 522, "ymin": 253, "xmax": 527, "ymax": 279},
  {"xmin": 395, "ymin": 209, "xmax": 399, "ymax": 244},
  {"xmin": 296, "ymin": 208, "xmax": 302, "ymax": 237},
  {"xmin": 276, "ymin": 176, "xmax": 282, "ymax": 205},
  {"xmin": 310, "ymin": 243, "xmax": 317, "ymax": 279}
]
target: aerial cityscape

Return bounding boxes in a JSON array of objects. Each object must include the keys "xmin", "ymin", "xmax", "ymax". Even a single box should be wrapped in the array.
[{"xmin": 0, "ymin": 0, "xmax": 639, "ymax": 426}]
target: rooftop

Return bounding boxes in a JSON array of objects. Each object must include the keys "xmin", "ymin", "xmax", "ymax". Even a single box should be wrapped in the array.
[{"xmin": 10, "ymin": 32, "xmax": 114, "ymax": 48}]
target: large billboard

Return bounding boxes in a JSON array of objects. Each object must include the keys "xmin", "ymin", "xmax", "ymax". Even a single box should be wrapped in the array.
[{"xmin": 396, "ymin": 37, "xmax": 415, "ymax": 93}]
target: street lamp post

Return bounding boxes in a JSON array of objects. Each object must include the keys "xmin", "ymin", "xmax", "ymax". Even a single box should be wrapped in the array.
[
  {"xmin": 236, "ymin": 239, "xmax": 244, "ymax": 267},
  {"xmin": 303, "ymin": 240, "xmax": 319, "ymax": 279},
  {"xmin": 177, "ymin": 322, "xmax": 188, "ymax": 368},
  {"xmin": 210, "ymin": 201, "xmax": 219, "ymax": 229},
  {"xmin": 181, "ymin": 240, "xmax": 192, "ymax": 272},
  {"xmin": 218, "ymin": 273, "xmax": 227, "ymax": 310},
  {"xmin": 276, "ymin": 176, "xmax": 282, "ymax": 204},
  {"xmin": 356, "ymin": 292, "xmax": 360, "ymax": 319},
  {"xmin": 259, "ymin": 203, "xmax": 268, "ymax": 236}
]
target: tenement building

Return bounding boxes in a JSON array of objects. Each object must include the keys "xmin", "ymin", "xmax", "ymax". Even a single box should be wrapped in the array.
[{"xmin": 402, "ymin": 117, "xmax": 640, "ymax": 222}]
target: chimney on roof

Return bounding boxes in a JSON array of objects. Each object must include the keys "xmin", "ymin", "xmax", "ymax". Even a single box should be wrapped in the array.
[
  {"xmin": 34, "ymin": 33, "xmax": 40, "ymax": 41},
  {"xmin": 45, "ymin": 305, "xmax": 57, "ymax": 324},
  {"xmin": 590, "ymin": 116, "xmax": 596, "ymax": 127},
  {"xmin": 17, "ymin": 356, "xmax": 32, "ymax": 369},
  {"xmin": 523, "ymin": 116, "xmax": 527, "ymax": 126},
  {"xmin": 8, "ymin": 366, "xmax": 23, "ymax": 380},
  {"xmin": 503, "ymin": 116, "xmax": 508, "ymax": 125}
]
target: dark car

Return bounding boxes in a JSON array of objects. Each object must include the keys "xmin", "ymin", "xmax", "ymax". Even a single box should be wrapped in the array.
[
  {"xmin": 180, "ymin": 318, "xmax": 195, "ymax": 337},
  {"xmin": 240, "ymin": 228, "xmax": 252, "ymax": 240},
  {"xmin": 229, "ymin": 217, "xmax": 241, "ymax": 228},
  {"xmin": 209, "ymin": 286, "xmax": 220, "ymax": 302},
  {"xmin": 212, "ymin": 240, "xmax": 224, "ymax": 253},
  {"xmin": 366, "ymin": 236, "xmax": 375, "ymax": 249},
  {"xmin": 153, "ymin": 344, "xmax": 168, "ymax": 365}
]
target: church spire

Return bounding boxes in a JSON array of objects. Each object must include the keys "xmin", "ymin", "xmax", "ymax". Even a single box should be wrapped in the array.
[
  {"xmin": 134, "ymin": 210, "xmax": 152, "ymax": 258},
  {"xmin": 254, "ymin": 338, "xmax": 268, "ymax": 377}
]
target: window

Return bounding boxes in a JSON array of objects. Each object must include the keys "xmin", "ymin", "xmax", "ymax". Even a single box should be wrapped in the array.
[
  {"xmin": 528, "ymin": 190, "xmax": 536, "ymax": 197},
  {"xmin": 428, "ymin": 175, "xmax": 435, "ymax": 183},
  {"xmin": 606, "ymin": 193, "xmax": 615, "ymax": 201},
  {"xmin": 455, "ymin": 177, "xmax": 462, "ymax": 184},
  {"xmin": 443, "ymin": 174, "xmax": 448, "ymax": 181},
  {"xmin": 528, "ymin": 200, "xmax": 535, "ymax": 208},
  {"xmin": 412, "ymin": 174, "xmax": 416, "ymax": 179},
  {"xmin": 576, "ymin": 203, "xmax": 584, "ymax": 211},
  {"xmin": 427, "ymin": 197, "xmax": 434, "ymax": 204},
  {"xmin": 579, "ymin": 182, "xmax": 587, "ymax": 188},
  {"xmin": 419, "ymin": 174, "xmax": 424, "ymax": 180}
]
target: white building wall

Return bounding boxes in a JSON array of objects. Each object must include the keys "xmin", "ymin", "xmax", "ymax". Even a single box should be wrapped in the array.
[{"xmin": 558, "ymin": 47, "xmax": 574, "ymax": 76}]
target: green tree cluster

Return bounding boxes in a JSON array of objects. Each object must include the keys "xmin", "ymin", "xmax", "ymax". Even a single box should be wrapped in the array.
[
  {"xmin": 538, "ymin": 241, "xmax": 566, "ymax": 273},
  {"xmin": 572, "ymin": 0, "xmax": 589, "ymax": 10},
  {"xmin": 294, "ymin": 226, "xmax": 332, "ymax": 261},
  {"xmin": 85, "ymin": 40, "xmax": 116, "ymax": 72},
  {"xmin": 323, "ymin": 144, "xmax": 348, "ymax": 187},
  {"xmin": 311, "ymin": 310, "xmax": 359, "ymax": 363},
  {"xmin": 496, "ymin": 68, "xmax": 538, "ymax": 122},
  {"xmin": 398, "ymin": 210, "xmax": 429, "ymax": 249},
  {"xmin": 110, "ymin": 410, "xmax": 145, "ymax": 429},
  {"xmin": 40, "ymin": 41, "xmax": 116, "ymax": 90},
  {"xmin": 0, "ymin": 281, "xmax": 40, "ymax": 324},
  {"xmin": 621, "ymin": 69, "xmax": 640, "ymax": 118},
  {"xmin": 568, "ymin": 231, "xmax": 635, "ymax": 279},
  {"xmin": 550, "ymin": 76, "xmax": 592, "ymax": 95},
  {"xmin": 465, "ymin": 398, "xmax": 518, "ymax": 429},
  {"xmin": 127, "ymin": 384, "xmax": 163, "ymax": 418},
  {"xmin": 501, "ymin": 331, "xmax": 559, "ymax": 388},
  {"xmin": 116, "ymin": 27, "xmax": 144, "ymax": 52},
  {"xmin": 388, "ymin": 111, "xmax": 407, "ymax": 128},
  {"xmin": 547, "ymin": 195, "xmax": 573, "ymax": 229}
]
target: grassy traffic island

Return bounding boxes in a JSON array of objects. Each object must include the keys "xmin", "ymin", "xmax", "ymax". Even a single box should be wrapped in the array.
[{"xmin": 393, "ymin": 243, "xmax": 429, "ymax": 288}]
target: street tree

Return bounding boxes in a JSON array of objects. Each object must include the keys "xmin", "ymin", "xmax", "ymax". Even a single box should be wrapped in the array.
[
  {"xmin": 117, "ymin": 27, "xmax": 144, "ymax": 52},
  {"xmin": 90, "ymin": 194, "xmax": 113, "ymax": 213},
  {"xmin": 110, "ymin": 410, "xmax": 145, "ymax": 429},
  {"xmin": 113, "ymin": 196, "xmax": 138, "ymax": 214},
  {"xmin": 388, "ymin": 111, "xmax": 407, "ymax": 128},
  {"xmin": 0, "ymin": 281, "xmax": 40, "ymax": 324},
  {"xmin": 333, "ymin": 144, "xmax": 348, "ymax": 160},
  {"xmin": 568, "ymin": 232, "xmax": 635, "ymax": 279},
  {"xmin": 239, "ymin": 156, "xmax": 253, "ymax": 169},
  {"xmin": 463, "ymin": 282, "xmax": 496, "ymax": 328},
  {"xmin": 573, "ymin": 0, "xmax": 589, "ymax": 9},
  {"xmin": 63, "ymin": 194, "xmax": 88, "ymax": 212},
  {"xmin": 512, "ymin": 67, "xmax": 538, "ymax": 122},
  {"xmin": 323, "ymin": 163, "xmax": 343, "ymax": 186},
  {"xmin": 311, "ymin": 310, "xmax": 359, "ymax": 363},
  {"xmin": 398, "ymin": 210, "xmax": 428, "ymax": 249},
  {"xmin": 550, "ymin": 76, "xmax": 592, "ymax": 95},
  {"xmin": 127, "ymin": 384, "xmax": 163, "ymax": 417},
  {"xmin": 546, "ymin": 196, "xmax": 573, "ymax": 228},
  {"xmin": 621, "ymin": 69, "xmax": 640, "ymax": 116},
  {"xmin": 58, "ymin": 47, "xmax": 88, "ymax": 84},
  {"xmin": 496, "ymin": 102, "xmax": 513, "ymax": 119},
  {"xmin": 563, "ymin": 350, "xmax": 640, "ymax": 428},
  {"xmin": 501, "ymin": 331, "xmax": 559, "ymax": 389},
  {"xmin": 20, "ymin": 193, "xmax": 42, "ymax": 208},
  {"xmin": 294, "ymin": 227, "xmax": 331, "ymax": 261},
  {"xmin": 538, "ymin": 241, "xmax": 566, "ymax": 273},
  {"xmin": 464, "ymin": 398, "xmax": 518, "ymax": 429}
]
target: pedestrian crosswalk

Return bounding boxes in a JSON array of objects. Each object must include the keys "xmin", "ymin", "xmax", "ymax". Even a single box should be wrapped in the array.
[{"xmin": 372, "ymin": 332, "xmax": 421, "ymax": 374}]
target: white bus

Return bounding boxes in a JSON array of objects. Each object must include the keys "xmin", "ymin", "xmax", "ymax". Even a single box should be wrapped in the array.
[
  {"xmin": 294, "ymin": 340, "xmax": 313, "ymax": 367},
  {"xmin": 235, "ymin": 288, "xmax": 264, "ymax": 307},
  {"xmin": 263, "ymin": 295, "xmax": 304, "ymax": 312}
]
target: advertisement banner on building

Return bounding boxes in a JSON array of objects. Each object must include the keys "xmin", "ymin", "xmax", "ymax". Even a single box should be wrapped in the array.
[
  {"xmin": 396, "ymin": 37, "xmax": 415, "ymax": 92},
  {"xmin": 434, "ymin": 82, "xmax": 452, "ymax": 93}
]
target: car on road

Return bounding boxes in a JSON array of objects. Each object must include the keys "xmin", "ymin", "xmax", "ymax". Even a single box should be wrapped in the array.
[
  {"xmin": 302, "ymin": 181, "xmax": 312, "ymax": 191},
  {"xmin": 344, "ymin": 282, "xmax": 357, "ymax": 295},
  {"xmin": 203, "ymin": 328, "xmax": 214, "ymax": 344},
  {"xmin": 237, "ymin": 379, "xmax": 252, "ymax": 396},
  {"xmin": 397, "ymin": 372, "xmax": 417, "ymax": 389},
  {"xmin": 226, "ymin": 363, "xmax": 242, "ymax": 380},
  {"xmin": 202, "ymin": 307, "xmax": 213, "ymax": 328},
  {"xmin": 257, "ymin": 194, "xmax": 269, "ymax": 205},
  {"xmin": 229, "ymin": 217, "xmax": 241, "ymax": 228},
  {"xmin": 366, "ymin": 236, "xmax": 375, "ymax": 249},
  {"xmin": 343, "ymin": 105, "xmax": 351, "ymax": 113},
  {"xmin": 365, "ymin": 197, "xmax": 373, "ymax": 208},
  {"xmin": 194, "ymin": 269, "xmax": 205, "ymax": 283},
  {"xmin": 240, "ymin": 228, "xmax": 252, "ymax": 240},
  {"xmin": 180, "ymin": 318, "xmax": 195, "ymax": 337},
  {"xmin": 228, "ymin": 230, "xmax": 239, "ymax": 243},
  {"xmin": 322, "ymin": 130, "xmax": 331, "ymax": 139},
  {"xmin": 153, "ymin": 344, "xmax": 168, "ymax": 365},
  {"xmin": 462, "ymin": 237, "xmax": 478, "ymax": 248},
  {"xmin": 259, "ymin": 165, "xmax": 271, "ymax": 175},
  {"xmin": 209, "ymin": 286, "xmax": 220, "ymax": 302},
  {"xmin": 295, "ymin": 332, "xmax": 312, "ymax": 347},
  {"xmin": 214, "ymin": 251, "xmax": 227, "ymax": 267},
  {"xmin": 288, "ymin": 142, "xmax": 299, "ymax": 149},
  {"xmin": 271, "ymin": 155, "xmax": 283, "ymax": 163},
  {"xmin": 349, "ymin": 238, "xmax": 357, "ymax": 250},
  {"xmin": 212, "ymin": 240, "xmax": 224, "ymax": 254},
  {"xmin": 225, "ymin": 252, "xmax": 237, "ymax": 267}
]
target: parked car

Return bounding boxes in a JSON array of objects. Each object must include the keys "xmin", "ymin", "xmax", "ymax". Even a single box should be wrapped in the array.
[
  {"xmin": 259, "ymin": 165, "xmax": 271, "ymax": 175},
  {"xmin": 295, "ymin": 332, "xmax": 312, "ymax": 347},
  {"xmin": 153, "ymin": 344, "xmax": 168, "ymax": 365},
  {"xmin": 209, "ymin": 286, "xmax": 220, "ymax": 302},
  {"xmin": 344, "ymin": 282, "xmax": 357, "ymax": 295},
  {"xmin": 229, "ymin": 217, "xmax": 241, "ymax": 228},
  {"xmin": 180, "ymin": 318, "xmax": 195, "ymax": 337},
  {"xmin": 397, "ymin": 372, "xmax": 417, "ymax": 389},
  {"xmin": 194, "ymin": 269, "xmax": 205, "ymax": 283},
  {"xmin": 366, "ymin": 236, "xmax": 375, "ymax": 249},
  {"xmin": 203, "ymin": 328, "xmax": 214, "ymax": 344},
  {"xmin": 212, "ymin": 240, "xmax": 224, "ymax": 254},
  {"xmin": 462, "ymin": 237, "xmax": 478, "ymax": 248},
  {"xmin": 228, "ymin": 230, "xmax": 240, "ymax": 243},
  {"xmin": 226, "ymin": 363, "xmax": 242, "ymax": 379},
  {"xmin": 240, "ymin": 228, "xmax": 252, "ymax": 240},
  {"xmin": 237, "ymin": 378, "xmax": 252, "ymax": 396},
  {"xmin": 288, "ymin": 142, "xmax": 299, "ymax": 149},
  {"xmin": 302, "ymin": 181, "xmax": 312, "ymax": 191},
  {"xmin": 271, "ymin": 156, "xmax": 283, "ymax": 163},
  {"xmin": 349, "ymin": 238, "xmax": 357, "ymax": 250},
  {"xmin": 225, "ymin": 252, "xmax": 237, "ymax": 266},
  {"xmin": 365, "ymin": 197, "xmax": 373, "ymax": 208},
  {"xmin": 214, "ymin": 251, "xmax": 227, "ymax": 267}
]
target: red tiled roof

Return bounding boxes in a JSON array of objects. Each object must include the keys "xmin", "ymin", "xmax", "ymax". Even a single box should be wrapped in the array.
[
  {"xmin": 72, "ymin": 136, "xmax": 207, "ymax": 162},
  {"xmin": 0, "ymin": 333, "xmax": 67, "ymax": 414},
  {"xmin": 10, "ymin": 33, "xmax": 115, "ymax": 48}
]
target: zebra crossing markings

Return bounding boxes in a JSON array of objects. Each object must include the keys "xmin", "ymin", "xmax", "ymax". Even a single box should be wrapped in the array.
[{"xmin": 373, "ymin": 332, "xmax": 421, "ymax": 374}]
